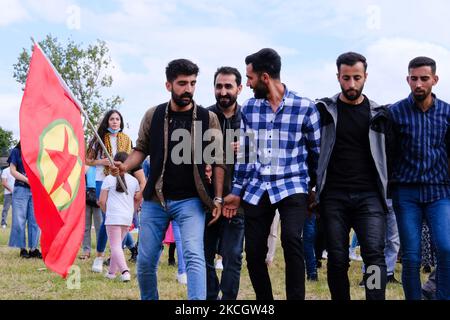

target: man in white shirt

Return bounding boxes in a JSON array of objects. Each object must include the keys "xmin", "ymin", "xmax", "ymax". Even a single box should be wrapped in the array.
[{"xmin": 1, "ymin": 167, "xmax": 15, "ymax": 228}]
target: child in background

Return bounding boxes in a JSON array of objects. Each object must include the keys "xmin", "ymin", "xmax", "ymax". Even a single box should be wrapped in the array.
[{"xmin": 99, "ymin": 152, "xmax": 140, "ymax": 282}]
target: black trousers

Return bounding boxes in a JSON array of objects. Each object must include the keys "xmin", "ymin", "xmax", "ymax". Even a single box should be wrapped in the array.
[
  {"xmin": 320, "ymin": 189, "xmax": 387, "ymax": 300},
  {"xmin": 242, "ymin": 192, "xmax": 307, "ymax": 300}
]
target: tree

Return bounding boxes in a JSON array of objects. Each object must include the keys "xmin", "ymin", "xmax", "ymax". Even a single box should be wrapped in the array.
[
  {"xmin": 0, "ymin": 127, "xmax": 17, "ymax": 156},
  {"xmin": 13, "ymin": 34, "xmax": 123, "ymax": 141}
]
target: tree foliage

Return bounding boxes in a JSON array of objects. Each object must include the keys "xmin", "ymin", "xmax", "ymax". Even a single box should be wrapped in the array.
[
  {"xmin": 13, "ymin": 34, "xmax": 123, "ymax": 141},
  {"xmin": 0, "ymin": 127, "xmax": 17, "ymax": 156}
]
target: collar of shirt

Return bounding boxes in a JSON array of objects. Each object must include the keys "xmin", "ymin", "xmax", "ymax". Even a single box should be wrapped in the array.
[{"xmin": 260, "ymin": 84, "xmax": 290, "ymax": 113}]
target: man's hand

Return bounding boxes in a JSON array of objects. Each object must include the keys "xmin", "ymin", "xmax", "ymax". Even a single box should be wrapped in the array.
[
  {"xmin": 223, "ymin": 194, "xmax": 240, "ymax": 218},
  {"xmin": 205, "ymin": 164, "xmax": 212, "ymax": 184},
  {"xmin": 111, "ymin": 161, "xmax": 128, "ymax": 177},
  {"xmin": 307, "ymin": 190, "xmax": 318, "ymax": 218},
  {"xmin": 208, "ymin": 202, "xmax": 222, "ymax": 226},
  {"xmin": 99, "ymin": 157, "xmax": 111, "ymax": 166}
]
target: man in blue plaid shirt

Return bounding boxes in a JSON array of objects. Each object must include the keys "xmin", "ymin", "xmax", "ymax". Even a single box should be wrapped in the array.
[{"xmin": 223, "ymin": 48, "xmax": 321, "ymax": 300}]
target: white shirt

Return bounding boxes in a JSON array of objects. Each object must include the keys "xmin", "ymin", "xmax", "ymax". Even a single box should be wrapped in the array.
[
  {"xmin": 95, "ymin": 136, "xmax": 118, "ymax": 181},
  {"xmin": 101, "ymin": 173, "xmax": 139, "ymax": 226},
  {"xmin": 1, "ymin": 167, "xmax": 15, "ymax": 195}
]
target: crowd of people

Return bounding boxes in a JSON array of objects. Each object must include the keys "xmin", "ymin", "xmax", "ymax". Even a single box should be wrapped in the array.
[{"xmin": 1, "ymin": 47, "xmax": 449, "ymax": 301}]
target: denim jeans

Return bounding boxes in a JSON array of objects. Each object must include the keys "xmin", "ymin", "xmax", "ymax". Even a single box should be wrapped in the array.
[
  {"xmin": 2, "ymin": 193, "xmax": 12, "ymax": 225},
  {"xmin": 95, "ymin": 181, "xmax": 108, "ymax": 253},
  {"xmin": 243, "ymin": 192, "xmax": 307, "ymax": 300},
  {"xmin": 137, "ymin": 198, "xmax": 206, "ymax": 300},
  {"xmin": 172, "ymin": 220, "xmax": 186, "ymax": 274},
  {"xmin": 303, "ymin": 214, "xmax": 317, "ymax": 277},
  {"xmin": 320, "ymin": 189, "xmax": 387, "ymax": 300},
  {"xmin": 8, "ymin": 186, "xmax": 40, "ymax": 249},
  {"xmin": 361, "ymin": 200, "xmax": 400, "ymax": 276},
  {"xmin": 204, "ymin": 212, "xmax": 244, "ymax": 300},
  {"xmin": 392, "ymin": 185, "xmax": 450, "ymax": 300}
]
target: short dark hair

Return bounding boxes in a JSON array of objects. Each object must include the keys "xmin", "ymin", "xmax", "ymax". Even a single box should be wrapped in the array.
[
  {"xmin": 336, "ymin": 52, "xmax": 368, "ymax": 72},
  {"xmin": 214, "ymin": 66, "xmax": 242, "ymax": 86},
  {"xmin": 245, "ymin": 48, "xmax": 281, "ymax": 79},
  {"xmin": 165, "ymin": 59, "xmax": 199, "ymax": 82},
  {"xmin": 408, "ymin": 56, "xmax": 436, "ymax": 74}
]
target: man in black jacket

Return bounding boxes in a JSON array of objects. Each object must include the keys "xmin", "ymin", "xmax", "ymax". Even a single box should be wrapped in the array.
[{"xmin": 205, "ymin": 66, "xmax": 244, "ymax": 300}]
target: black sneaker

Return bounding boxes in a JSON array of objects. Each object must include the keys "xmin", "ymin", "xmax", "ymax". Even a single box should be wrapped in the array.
[
  {"xmin": 387, "ymin": 274, "xmax": 401, "ymax": 285},
  {"xmin": 103, "ymin": 257, "xmax": 110, "ymax": 266},
  {"xmin": 20, "ymin": 248, "xmax": 30, "ymax": 258},
  {"xmin": 28, "ymin": 249, "xmax": 42, "ymax": 259},
  {"xmin": 129, "ymin": 246, "xmax": 138, "ymax": 263}
]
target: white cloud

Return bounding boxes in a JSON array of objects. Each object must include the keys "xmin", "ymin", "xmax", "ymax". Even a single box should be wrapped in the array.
[
  {"xmin": 0, "ymin": 0, "xmax": 29, "ymax": 26},
  {"xmin": 0, "ymin": 92, "xmax": 22, "ymax": 139}
]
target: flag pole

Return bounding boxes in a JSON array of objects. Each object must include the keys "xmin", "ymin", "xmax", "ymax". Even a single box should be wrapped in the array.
[{"xmin": 30, "ymin": 37, "xmax": 129, "ymax": 194}]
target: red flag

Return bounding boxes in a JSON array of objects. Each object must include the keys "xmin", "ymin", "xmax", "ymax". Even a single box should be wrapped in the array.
[{"xmin": 19, "ymin": 44, "xmax": 86, "ymax": 278}]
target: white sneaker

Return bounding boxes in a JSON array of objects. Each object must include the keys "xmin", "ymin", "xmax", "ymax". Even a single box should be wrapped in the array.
[
  {"xmin": 121, "ymin": 271, "xmax": 131, "ymax": 282},
  {"xmin": 176, "ymin": 272, "xmax": 187, "ymax": 285},
  {"xmin": 104, "ymin": 272, "xmax": 116, "ymax": 280},
  {"xmin": 215, "ymin": 259, "xmax": 223, "ymax": 270},
  {"xmin": 92, "ymin": 257, "xmax": 103, "ymax": 273}
]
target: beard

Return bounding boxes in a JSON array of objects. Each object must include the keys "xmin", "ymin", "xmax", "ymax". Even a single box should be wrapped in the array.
[
  {"xmin": 413, "ymin": 88, "xmax": 431, "ymax": 102},
  {"xmin": 252, "ymin": 80, "xmax": 270, "ymax": 99},
  {"xmin": 216, "ymin": 93, "xmax": 238, "ymax": 109},
  {"xmin": 341, "ymin": 85, "xmax": 364, "ymax": 102},
  {"xmin": 172, "ymin": 91, "xmax": 193, "ymax": 108}
]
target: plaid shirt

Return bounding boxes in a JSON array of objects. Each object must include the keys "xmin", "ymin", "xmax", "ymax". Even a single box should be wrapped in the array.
[
  {"xmin": 389, "ymin": 93, "xmax": 450, "ymax": 203},
  {"xmin": 231, "ymin": 86, "xmax": 321, "ymax": 205}
]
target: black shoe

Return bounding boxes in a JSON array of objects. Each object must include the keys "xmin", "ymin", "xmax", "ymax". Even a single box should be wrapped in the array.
[
  {"xmin": 316, "ymin": 260, "xmax": 322, "ymax": 269},
  {"xmin": 103, "ymin": 257, "xmax": 110, "ymax": 266},
  {"xmin": 387, "ymin": 274, "xmax": 401, "ymax": 285},
  {"xmin": 28, "ymin": 249, "xmax": 42, "ymax": 259},
  {"xmin": 20, "ymin": 248, "xmax": 30, "ymax": 258},
  {"xmin": 307, "ymin": 274, "xmax": 318, "ymax": 281},
  {"xmin": 129, "ymin": 246, "xmax": 138, "ymax": 263}
]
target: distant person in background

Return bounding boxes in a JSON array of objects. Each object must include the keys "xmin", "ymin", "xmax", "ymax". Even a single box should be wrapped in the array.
[
  {"xmin": 79, "ymin": 165, "xmax": 102, "ymax": 260},
  {"xmin": 1, "ymin": 165, "xmax": 15, "ymax": 228},
  {"xmin": 7, "ymin": 142, "xmax": 41, "ymax": 259}
]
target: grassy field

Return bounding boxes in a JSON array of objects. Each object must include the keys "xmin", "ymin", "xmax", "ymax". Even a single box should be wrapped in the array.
[{"xmin": 0, "ymin": 201, "xmax": 421, "ymax": 300}]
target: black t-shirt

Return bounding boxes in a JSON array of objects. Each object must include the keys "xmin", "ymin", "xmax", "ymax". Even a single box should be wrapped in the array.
[
  {"xmin": 162, "ymin": 107, "xmax": 198, "ymax": 200},
  {"xmin": 325, "ymin": 97, "xmax": 379, "ymax": 192}
]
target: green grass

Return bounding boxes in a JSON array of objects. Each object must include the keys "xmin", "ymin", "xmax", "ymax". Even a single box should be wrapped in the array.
[{"xmin": 0, "ymin": 202, "xmax": 424, "ymax": 300}]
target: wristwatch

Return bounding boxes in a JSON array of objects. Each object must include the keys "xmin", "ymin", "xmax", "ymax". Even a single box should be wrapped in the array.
[{"xmin": 213, "ymin": 197, "xmax": 224, "ymax": 204}]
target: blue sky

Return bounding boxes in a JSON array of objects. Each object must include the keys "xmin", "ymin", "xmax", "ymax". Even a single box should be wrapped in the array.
[{"xmin": 1, "ymin": 0, "xmax": 450, "ymax": 141}]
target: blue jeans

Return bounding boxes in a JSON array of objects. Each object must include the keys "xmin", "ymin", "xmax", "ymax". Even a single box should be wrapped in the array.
[
  {"xmin": 8, "ymin": 186, "xmax": 40, "ymax": 249},
  {"xmin": 172, "ymin": 220, "xmax": 186, "ymax": 274},
  {"xmin": 137, "ymin": 198, "xmax": 206, "ymax": 300},
  {"xmin": 392, "ymin": 185, "xmax": 450, "ymax": 300},
  {"xmin": 303, "ymin": 215, "xmax": 317, "ymax": 277},
  {"xmin": 2, "ymin": 193, "xmax": 12, "ymax": 225},
  {"xmin": 204, "ymin": 213, "xmax": 244, "ymax": 300},
  {"xmin": 95, "ymin": 181, "xmax": 108, "ymax": 253}
]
